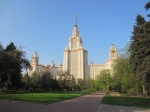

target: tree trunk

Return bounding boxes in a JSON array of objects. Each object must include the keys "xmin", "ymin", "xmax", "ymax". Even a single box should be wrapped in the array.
[{"xmin": 142, "ymin": 84, "xmax": 147, "ymax": 98}]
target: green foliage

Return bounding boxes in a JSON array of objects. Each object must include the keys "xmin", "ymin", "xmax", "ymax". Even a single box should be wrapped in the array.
[
  {"xmin": 77, "ymin": 78, "xmax": 87, "ymax": 90},
  {"xmin": 112, "ymin": 56, "xmax": 137, "ymax": 94},
  {"xmin": 87, "ymin": 78, "xmax": 96, "ymax": 91},
  {"xmin": 129, "ymin": 3, "xmax": 150, "ymax": 96},
  {"xmin": 130, "ymin": 14, "xmax": 147, "ymax": 75},
  {"xmin": 58, "ymin": 71, "xmax": 75, "ymax": 91},
  {"xmin": 30, "ymin": 72, "xmax": 40, "ymax": 90},
  {"xmin": 95, "ymin": 69, "xmax": 112, "ymax": 94},
  {"xmin": 145, "ymin": 1, "xmax": 150, "ymax": 10},
  {"xmin": 102, "ymin": 95, "xmax": 150, "ymax": 108},
  {"xmin": 0, "ymin": 42, "xmax": 30, "ymax": 90},
  {"xmin": 50, "ymin": 79, "xmax": 61, "ymax": 92},
  {"xmin": 25, "ymin": 71, "xmax": 61, "ymax": 92},
  {"xmin": 22, "ymin": 73, "xmax": 31, "ymax": 90},
  {"xmin": 39, "ymin": 71, "xmax": 52, "ymax": 91},
  {"xmin": 72, "ymin": 84, "xmax": 81, "ymax": 91}
]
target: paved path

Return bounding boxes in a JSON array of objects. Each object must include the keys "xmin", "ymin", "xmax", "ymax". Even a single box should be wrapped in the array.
[
  {"xmin": 0, "ymin": 93, "xmax": 103, "ymax": 112},
  {"xmin": 0, "ymin": 92, "xmax": 150, "ymax": 112}
]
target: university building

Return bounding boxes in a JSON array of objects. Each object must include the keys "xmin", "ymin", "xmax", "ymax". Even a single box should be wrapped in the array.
[{"xmin": 28, "ymin": 19, "xmax": 118, "ymax": 81}]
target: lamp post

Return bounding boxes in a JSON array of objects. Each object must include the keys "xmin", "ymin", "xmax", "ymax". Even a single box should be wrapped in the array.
[{"xmin": 106, "ymin": 70, "xmax": 110, "ymax": 95}]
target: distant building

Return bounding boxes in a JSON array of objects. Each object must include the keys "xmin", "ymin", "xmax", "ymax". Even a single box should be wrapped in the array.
[
  {"xmin": 28, "ymin": 18, "xmax": 118, "ymax": 81},
  {"xmin": 89, "ymin": 44, "xmax": 118, "ymax": 79},
  {"xmin": 63, "ymin": 18, "xmax": 88, "ymax": 80},
  {"xmin": 27, "ymin": 52, "xmax": 63, "ymax": 77}
]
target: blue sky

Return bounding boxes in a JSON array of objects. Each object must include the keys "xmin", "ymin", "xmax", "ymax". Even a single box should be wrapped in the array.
[{"xmin": 0, "ymin": 0, "xmax": 149, "ymax": 66}]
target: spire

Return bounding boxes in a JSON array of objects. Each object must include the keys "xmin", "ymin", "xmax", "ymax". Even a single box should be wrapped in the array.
[
  {"xmin": 72, "ymin": 15, "xmax": 79, "ymax": 37},
  {"xmin": 33, "ymin": 51, "xmax": 38, "ymax": 57},
  {"xmin": 75, "ymin": 14, "xmax": 77, "ymax": 27},
  {"xmin": 50, "ymin": 60, "xmax": 55, "ymax": 67}
]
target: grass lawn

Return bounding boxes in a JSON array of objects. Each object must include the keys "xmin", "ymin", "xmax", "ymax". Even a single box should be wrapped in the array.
[
  {"xmin": 0, "ymin": 91, "xmax": 90, "ymax": 104},
  {"xmin": 102, "ymin": 95, "xmax": 150, "ymax": 108}
]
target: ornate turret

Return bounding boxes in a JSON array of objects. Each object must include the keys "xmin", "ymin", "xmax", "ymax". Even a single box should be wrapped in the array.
[
  {"xmin": 50, "ymin": 60, "xmax": 55, "ymax": 67},
  {"xmin": 109, "ymin": 44, "xmax": 118, "ymax": 60},
  {"xmin": 31, "ymin": 51, "xmax": 39, "ymax": 65}
]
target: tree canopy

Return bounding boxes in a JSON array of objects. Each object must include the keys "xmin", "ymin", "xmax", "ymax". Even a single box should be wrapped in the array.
[
  {"xmin": 0, "ymin": 42, "xmax": 30, "ymax": 90},
  {"xmin": 129, "ymin": 2, "xmax": 150, "ymax": 97}
]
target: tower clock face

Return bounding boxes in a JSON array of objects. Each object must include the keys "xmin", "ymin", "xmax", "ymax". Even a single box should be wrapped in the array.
[{"xmin": 111, "ymin": 50, "xmax": 116, "ymax": 57}]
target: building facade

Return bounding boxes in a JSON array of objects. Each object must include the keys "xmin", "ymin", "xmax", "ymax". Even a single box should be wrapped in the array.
[
  {"xmin": 89, "ymin": 44, "xmax": 118, "ymax": 79},
  {"xmin": 28, "ymin": 19, "xmax": 118, "ymax": 81},
  {"xmin": 63, "ymin": 21, "xmax": 88, "ymax": 80},
  {"xmin": 28, "ymin": 52, "xmax": 63, "ymax": 77}
]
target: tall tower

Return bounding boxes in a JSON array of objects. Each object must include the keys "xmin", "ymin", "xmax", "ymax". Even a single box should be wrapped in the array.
[
  {"xmin": 105, "ymin": 44, "xmax": 118, "ymax": 74},
  {"xmin": 109, "ymin": 44, "xmax": 118, "ymax": 60},
  {"xmin": 63, "ymin": 16, "xmax": 88, "ymax": 81},
  {"xmin": 30, "ymin": 51, "xmax": 39, "ymax": 75},
  {"xmin": 31, "ymin": 51, "xmax": 39, "ymax": 65}
]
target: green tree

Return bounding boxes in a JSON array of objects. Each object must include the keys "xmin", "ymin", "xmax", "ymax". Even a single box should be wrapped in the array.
[
  {"xmin": 145, "ymin": 1, "xmax": 150, "ymax": 11},
  {"xmin": 22, "ymin": 73, "xmax": 31, "ymax": 90},
  {"xmin": 30, "ymin": 72, "xmax": 40, "ymax": 91},
  {"xmin": 58, "ymin": 71, "xmax": 75, "ymax": 91},
  {"xmin": 0, "ymin": 44, "xmax": 10, "ymax": 89},
  {"xmin": 95, "ymin": 69, "xmax": 111, "ymax": 94},
  {"xmin": 39, "ymin": 71, "xmax": 53, "ymax": 91},
  {"xmin": 87, "ymin": 78, "xmax": 96, "ymax": 91},
  {"xmin": 144, "ymin": 1, "xmax": 150, "ymax": 96},
  {"xmin": 77, "ymin": 78, "xmax": 86, "ymax": 90},
  {"xmin": 112, "ymin": 55, "xmax": 137, "ymax": 94},
  {"xmin": 50, "ymin": 79, "xmax": 61, "ymax": 92},
  {"xmin": 0, "ymin": 42, "xmax": 30, "ymax": 90},
  {"xmin": 129, "ymin": 3, "xmax": 150, "ymax": 96}
]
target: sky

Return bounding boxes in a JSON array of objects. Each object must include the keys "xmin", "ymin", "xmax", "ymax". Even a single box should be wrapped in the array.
[{"xmin": 0, "ymin": 0, "xmax": 149, "ymax": 66}]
